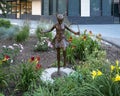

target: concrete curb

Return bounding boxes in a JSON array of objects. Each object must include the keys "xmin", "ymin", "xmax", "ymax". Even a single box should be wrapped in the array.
[{"xmin": 102, "ymin": 38, "xmax": 120, "ymax": 49}]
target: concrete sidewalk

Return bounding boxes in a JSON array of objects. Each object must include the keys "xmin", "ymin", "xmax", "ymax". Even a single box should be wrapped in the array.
[{"xmin": 8, "ymin": 19, "xmax": 120, "ymax": 48}]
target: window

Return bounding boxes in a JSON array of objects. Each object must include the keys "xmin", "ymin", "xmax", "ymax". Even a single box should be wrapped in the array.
[
  {"xmin": 102, "ymin": 0, "xmax": 112, "ymax": 16},
  {"xmin": 58, "ymin": 0, "xmax": 67, "ymax": 14},
  {"xmin": 90, "ymin": 0, "xmax": 101, "ymax": 16}
]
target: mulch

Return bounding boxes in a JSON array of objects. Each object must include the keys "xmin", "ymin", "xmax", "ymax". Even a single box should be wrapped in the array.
[{"xmin": 0, "ymin": 36, "xmax": 120, "ymax": 68}]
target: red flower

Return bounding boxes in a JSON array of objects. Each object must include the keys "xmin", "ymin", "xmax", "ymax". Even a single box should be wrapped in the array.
[
  {"xmin": 36, "ymin": 64, "xmax": 41, "ymax": 70},
  {"xmin": 69, "ymin": 36, "xmax": 72, "ymax": 39},
  {"xmin": 82, "ymin": 35, "xmax": 87, "ymax": 41},
  {"xmin": 2, "ymin": 55, "xmax": 10, "ymax": 62},
  {"xmin": 96, "ymin": 34, "xmax": 102, "ymax": 40},
  {"xmin": 68, "ymin": 36, "xmax": 72, "ymax": 42},
  {"xmin": 30, "ymin": 56, "xmax": 35, "ymax": 62},
  {"xmin": 72, "ymin": 45, "xmax": 76, "ymax": 49},
  {"xmin": 98, "ymin": 34, "xmax": 102, "ymax": 37},
  {"xmin": 5, "ymin": 55, "xmax": 10, "ymax": 60},
  {"xmin": 74, "ymin": 33, "xmax": 77, "ymax": 35},
  {"xmin": 36, "ymin": 56, "xmax": 40, "ymax": 61},
  {"xmin": 89, "ymin": 31, "xmax": 92, "ymax": 35}
]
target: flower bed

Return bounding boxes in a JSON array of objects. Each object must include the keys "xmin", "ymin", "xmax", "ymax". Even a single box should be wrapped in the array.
[{"xmin": 0, "ymin": 19, "xmax": 120, "ymax": 95}]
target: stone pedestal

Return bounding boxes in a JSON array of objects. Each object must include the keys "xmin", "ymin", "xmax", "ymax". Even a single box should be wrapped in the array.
[{"xmin": 41, "ymin": 67, "xmax": 75, "ymax": 83}]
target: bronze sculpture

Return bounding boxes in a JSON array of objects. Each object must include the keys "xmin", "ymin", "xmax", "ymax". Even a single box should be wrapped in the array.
[{"xmin": 41, "ymin": 14, "xmax": 80, "ymax": 75}]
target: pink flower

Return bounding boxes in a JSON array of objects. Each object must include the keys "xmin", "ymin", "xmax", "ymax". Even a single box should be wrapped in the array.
[{"xmin": 47, "ymin": 40, "xmax": 53, "ymax": 48}]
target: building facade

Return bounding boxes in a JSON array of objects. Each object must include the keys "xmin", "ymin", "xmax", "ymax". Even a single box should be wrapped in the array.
[{"xmin": 0, "ymin": 0, "xmax": 120, "ymax": 24}]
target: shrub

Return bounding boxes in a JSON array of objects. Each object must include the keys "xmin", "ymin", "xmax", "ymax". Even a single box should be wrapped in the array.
[
  {"xmin": 79, "ymin": 60, "xmax": 120, "ymax": 96},
  {"xmin": 34, "ymin": 40, "xmax": 49, "ymax": 51},
  {"xmin": 0, "ymin": 93, "xmax": 4, "ymax": 96},
  {"xmin": 15, "ymin": 21, "xmax": 30, "ymax": 42},
  {"xmin": 66, "ymin": 30, "xmax": 102, "ymax": 64},
  {"xmin": 0, "ymin": 19, "xmax": 11, "ymax": 28},
  {"xmin": 0, "ymin": 44, "xmax": 23, "ymax": 67},
  {"xmin": 0, "ymin": 25, "xmax": 19, "ymax": 40},
  {"xmin": 14, "ymin": 56, "xmax": 42, "ymax": 92},
  {"xmin": 0, "ymin": 44, "xmax": 23, "ymax": 93},
  {"xmin": 33, "ymin": 76, "xmax": 83, "ymax": 96},
  {"xmin": 34, "ymin": 21, "xmax": 53, "ymax": 51},
  {"xmin": 0, "ymin": 69, "xmax": 8, "ymax": 92}
]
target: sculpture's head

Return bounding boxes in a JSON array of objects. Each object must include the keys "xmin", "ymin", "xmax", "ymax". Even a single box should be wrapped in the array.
[{"xmin": 56, "ymin": 14, "xmax": 64, "ymax": 24}]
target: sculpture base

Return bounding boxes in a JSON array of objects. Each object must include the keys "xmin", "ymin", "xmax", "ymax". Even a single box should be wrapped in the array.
[
  {"xmin": 41, "ymin": 67, "xmax": 75, "ymax": 83},
  {"xmin": 51, "ymin": 71, "xmax": 67, "ymax": 79}
]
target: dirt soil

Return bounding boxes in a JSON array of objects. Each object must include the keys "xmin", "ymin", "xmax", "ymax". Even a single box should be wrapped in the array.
[
  {"xmin": 0, "ymin": 36, "xmax": 57, "ymax": 68},
  {"xmin": 0, "ymin": 36, "xmax": 120, "ymax": 68}
]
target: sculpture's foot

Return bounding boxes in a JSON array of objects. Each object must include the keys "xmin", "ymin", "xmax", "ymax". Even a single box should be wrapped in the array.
[
  {"xmin": 51, "ymin": 71, "xmax": 67, "ymax": 79},
  {"xmin": 57, "ymin": 70, "xmax": 60, "ymax": 75}
]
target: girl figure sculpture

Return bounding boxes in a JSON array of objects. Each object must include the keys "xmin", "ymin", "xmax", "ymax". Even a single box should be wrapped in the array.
[{"xmin": 42, "ymin": 14, "xmax": 80, "ymax": 74}]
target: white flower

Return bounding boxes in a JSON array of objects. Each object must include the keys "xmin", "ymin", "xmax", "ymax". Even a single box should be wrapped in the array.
[
  {"xmin": 20, "ymin": 50, "xmax": 22, "ymax": 52},
  {"xmin": 35, "ymin": 45, "xmax": 37, "ymax": 48},
  {"xmin": 43, "ymin": 40, "xmax": 46, "ymax": 43},
  {"xmin": 19, "ymin": 44, "xmax": 24, "ymax": 50},
  {"xmin": 11, "ymin": 59, "xmax": 13, "ymax": 63},
  {"xmin": 8, "ymin": 45, "xmax": 14, "ymax": 49},
  {"xmin": 13, "ymin": 43, "xmax": 19, "ymax": 47},
  {"xmin": 20, "ymin": 45, "xmax": 24, "ymax": 50}
]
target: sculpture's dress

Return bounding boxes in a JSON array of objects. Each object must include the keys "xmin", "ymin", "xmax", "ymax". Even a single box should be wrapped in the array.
[{"xmin": 52, "ymin": 23, "xmax": 69, "ymax": 50}]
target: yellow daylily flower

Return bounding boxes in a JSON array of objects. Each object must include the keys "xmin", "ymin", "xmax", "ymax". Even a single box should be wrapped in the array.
[
  {"xmin": 91, "ymin": 70, "xmax": 97, "ymax": 79},
  {"xmin": 114, "ymin": 74, "xmax": 120, "ymax": 82},
  {"xmin": 91, "ymin": 70, "xmax": 103, "ymax": 79},
  {"xmin": 97, "ymin": 70, "xmax": 102, "ymax": 76},
  {"xmin": 111, "ymin": 65, "xmax": 115, "ymax": 72}
]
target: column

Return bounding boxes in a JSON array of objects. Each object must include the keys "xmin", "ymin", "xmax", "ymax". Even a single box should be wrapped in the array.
[
  {"xmin": 53, "ymin": 0, "xmax": 57, "ymax": 14},
  {"xmin": 81, "ymin": 0, "xmax": 90, "ymax": 17},
  {"xmin": 32, "ymin": 0, "xmax": 41, "ymax": 15},
  {"xmin": 43, "ymin": 0, "xmax": 49, "ymax": 15}
]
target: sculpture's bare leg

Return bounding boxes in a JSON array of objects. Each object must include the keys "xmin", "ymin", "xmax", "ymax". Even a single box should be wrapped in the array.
[
  {"xmin": 63, "ymin": 50, "xmax": 66, "ymax": 67},
  {"xmin": 57, "ymin": 48, "xmax": 60, "ymax": 74}
]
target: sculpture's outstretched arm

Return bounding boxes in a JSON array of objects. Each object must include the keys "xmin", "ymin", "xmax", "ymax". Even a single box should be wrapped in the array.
[
  {"xmin": 65, "ymin": 25, "xmax": 80, "ymax": 35},
  {"xmin": 43, "ymin": 25, "xmax": 55, "ymax": 33}
]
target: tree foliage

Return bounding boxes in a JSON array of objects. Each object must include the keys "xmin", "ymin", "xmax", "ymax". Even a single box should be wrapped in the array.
[{"xmin": 0, "ymin": 0, "xmax": 11, "ymax": 17}]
